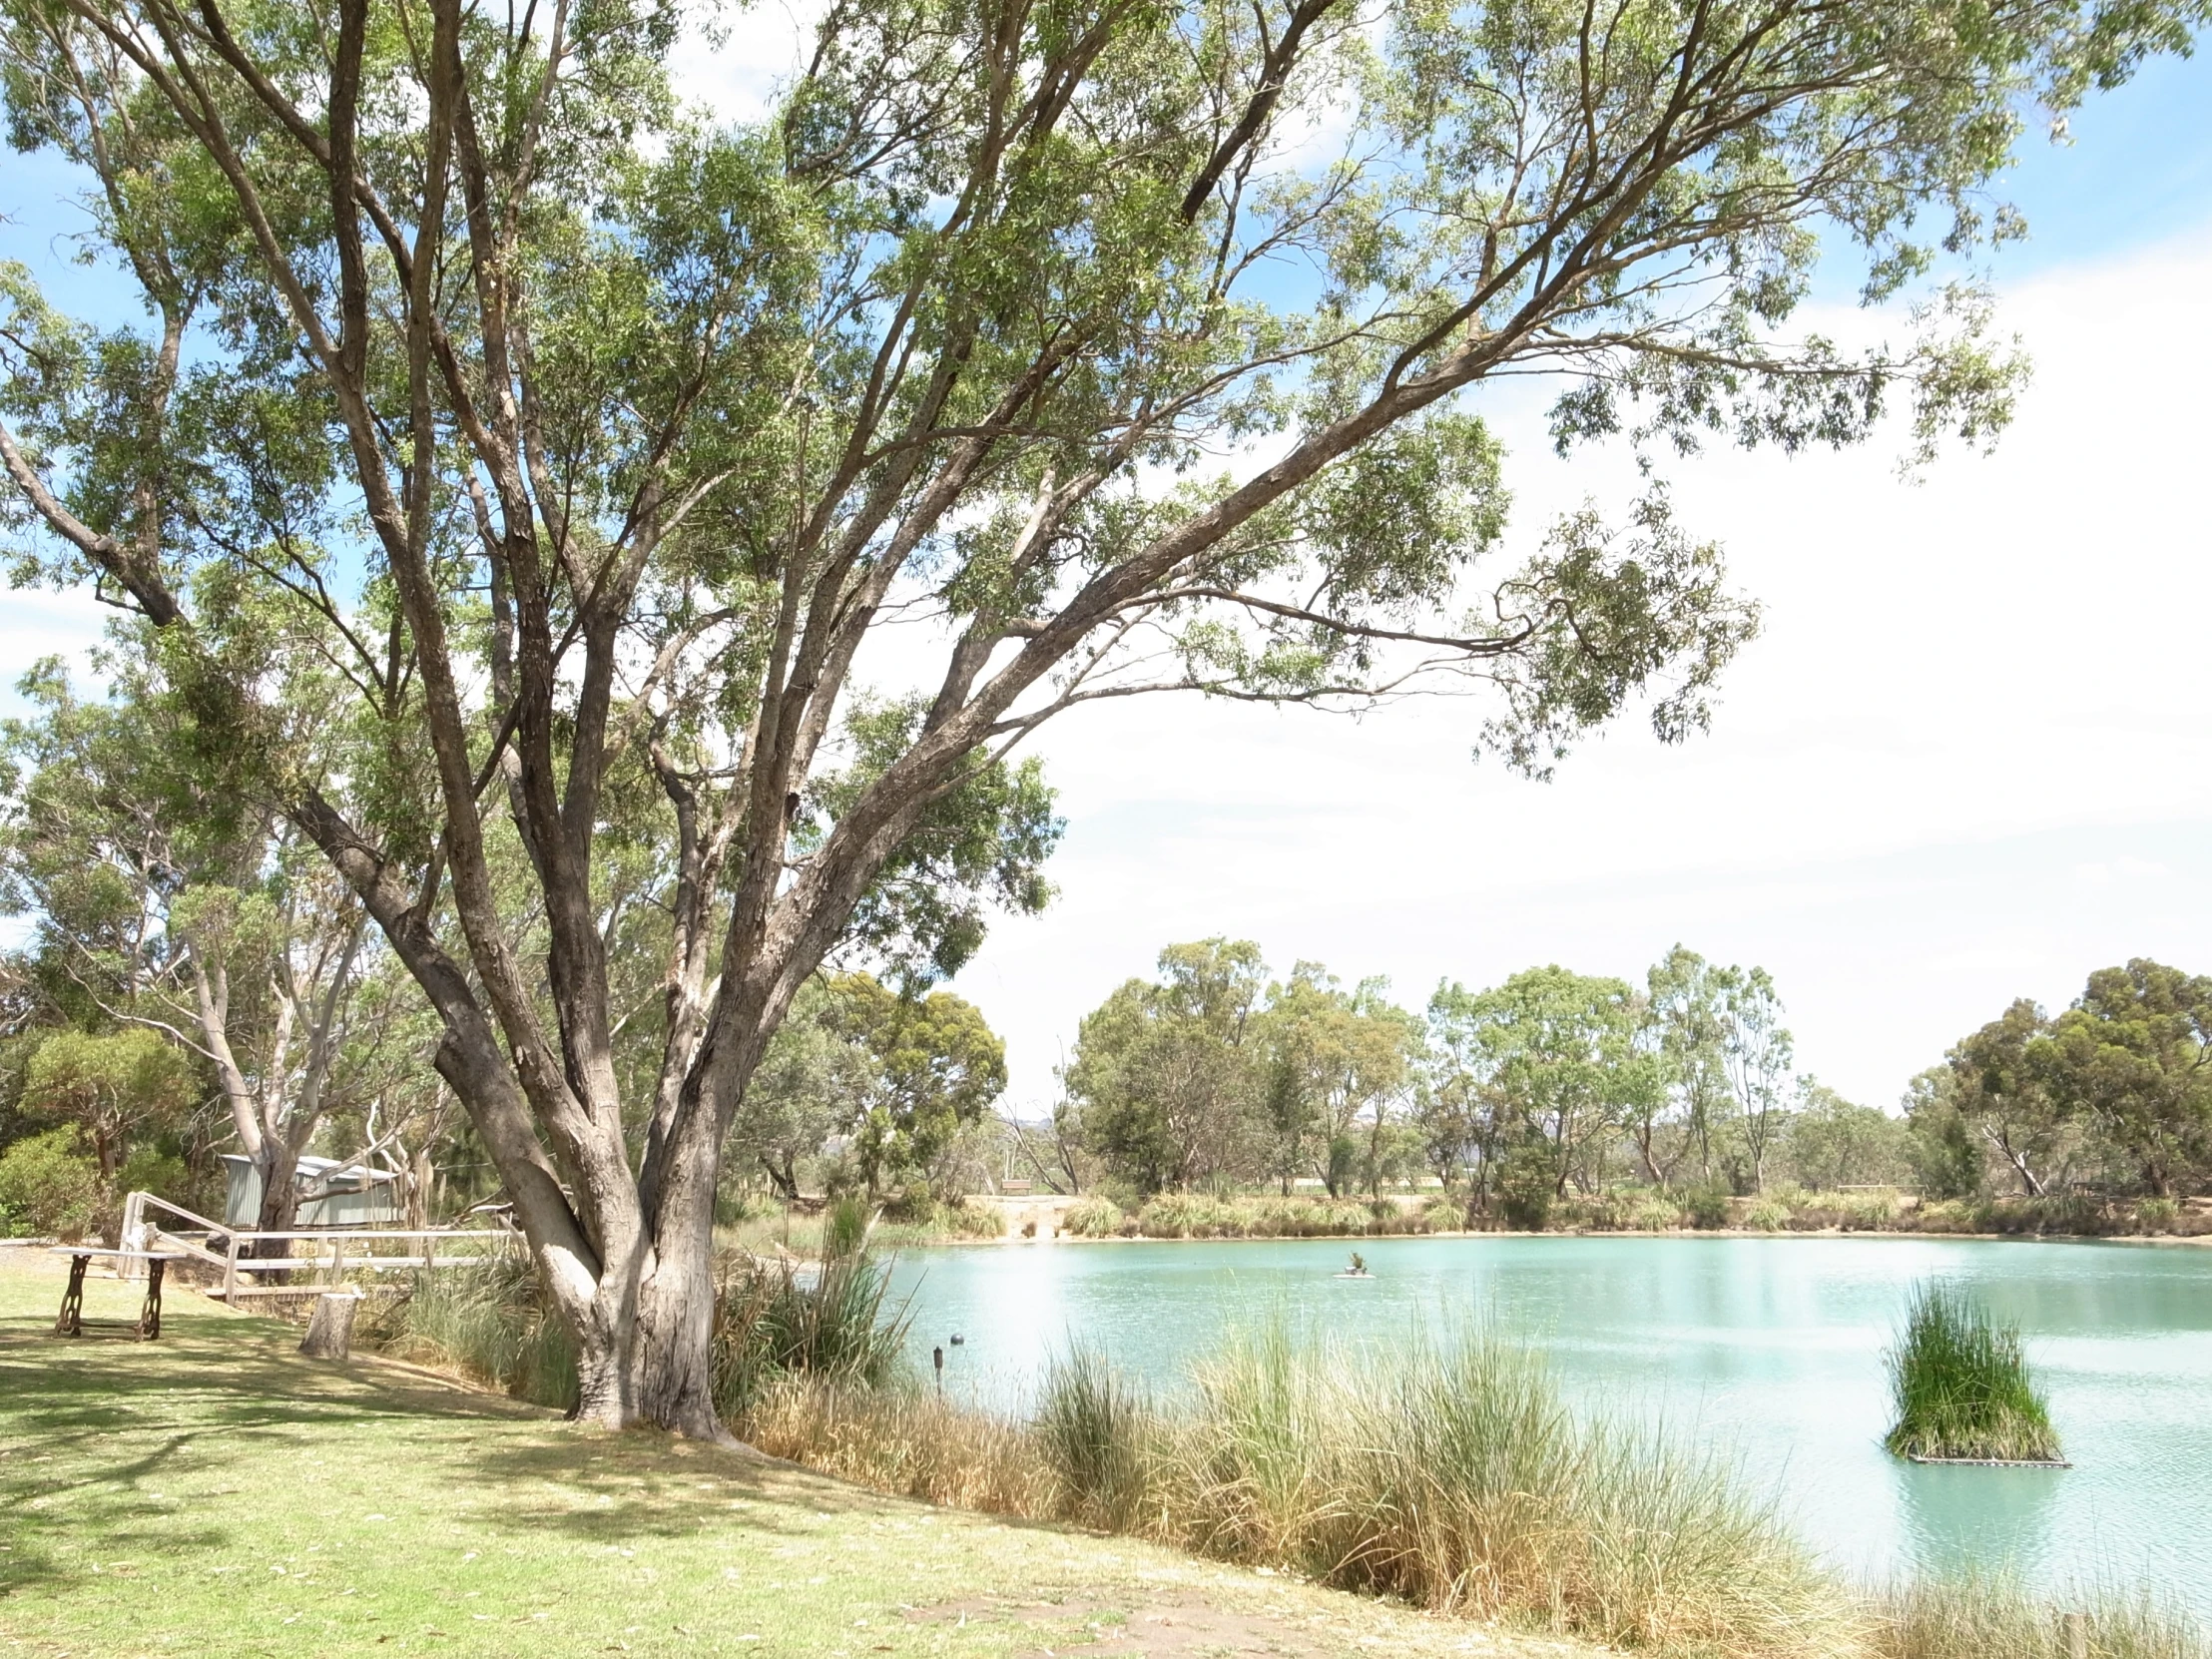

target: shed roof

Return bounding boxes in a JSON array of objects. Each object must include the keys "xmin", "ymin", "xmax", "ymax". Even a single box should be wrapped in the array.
[{"xmin": 217, "ymin": 1153, "xmax": 400, "ymax": 1186}]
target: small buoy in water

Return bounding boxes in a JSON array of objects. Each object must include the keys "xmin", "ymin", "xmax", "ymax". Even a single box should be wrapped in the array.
[{"xmin": 949, "ymin": 1334, "xmax": 965, "ymax": 1346}]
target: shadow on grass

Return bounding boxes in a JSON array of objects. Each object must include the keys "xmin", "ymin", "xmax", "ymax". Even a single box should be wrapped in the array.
[
  {"xmin": 0, "ymin": 1304, "xmax": 863, "ymax": 1599},
  {"xmin": 1, "ymin": 1259, "xmax": 1087, "ymax": 1600}
]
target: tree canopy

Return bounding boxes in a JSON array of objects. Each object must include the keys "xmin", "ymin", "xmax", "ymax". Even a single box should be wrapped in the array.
[{"xmin": 2041, "ymin": 960, "xmax": 2212, "ymax": 1198}]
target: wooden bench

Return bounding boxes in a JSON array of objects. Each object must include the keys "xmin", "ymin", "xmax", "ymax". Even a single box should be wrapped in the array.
[{"xmin": 49, "ymin": 1247, "xmax": 185, "ymax": 1341}]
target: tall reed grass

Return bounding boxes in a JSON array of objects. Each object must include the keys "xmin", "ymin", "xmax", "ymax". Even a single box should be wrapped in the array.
[
  {"xmin": 1884, "ymin": 1282, "xmax": 2061, "ymax": 1462},
  {"xmin": 711, "ymin": 1245, "xmax": 911, "ymax": 1418},
  {"xmin": 373, "ymin": 1237, "xmax": 911, "ymax": 1419},
  {"xmin": 740, "ymin": 1326, "xmax": 1863, "ymax": 1656},
  {"xmin": 1035, "ymin": 1344, "xmax": 1151, "ymax": 1528},
  {"xmin": 1872, "ymin": 1575, "xmax": 2208, "ymax": 1659},
  {"xmin": 372, "ymin": 1251, "xmax": 581, "ymax": 1410}
]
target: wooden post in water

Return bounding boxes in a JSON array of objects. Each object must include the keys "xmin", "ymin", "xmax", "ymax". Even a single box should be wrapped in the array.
[{"xmin": 2062, "ymin": 1611, "xmax": 2088, "ymax": 1659}]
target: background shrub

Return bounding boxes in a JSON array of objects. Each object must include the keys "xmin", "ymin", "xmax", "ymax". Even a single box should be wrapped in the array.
[
  {"xmin": 0, "ymin": 1126, "xmax": 100, "ymax": 1240},
  {"xmin": 1679, "ymin": 1184, "xmax": 1732, "ymax": 1230},
  {"xmin": 1493, "ymin": 1146, "xmax": 1557, "ymax": 1231},
  {"xmin": 1059, "ymin": 1195, "xmax": 1125, "ymax": 1237}
]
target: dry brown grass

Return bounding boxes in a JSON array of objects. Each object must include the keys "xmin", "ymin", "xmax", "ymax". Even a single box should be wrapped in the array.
[
  {"xmin": 1870, "ymin": 1576, "xmax": 2207, "ymax": 1659},
  {"xmin": 745, "ymin": 1377, "xmax": 1052, "ymax": 1515}
]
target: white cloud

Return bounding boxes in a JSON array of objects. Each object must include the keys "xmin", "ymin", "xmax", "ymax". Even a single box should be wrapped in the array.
[
  {"xmin": 668, "ymin": 2, "xmax": 818, "ymax": 125},
  {"xmin": 0, "ymin": 587, "xmax": 111, "ymax": 715}
]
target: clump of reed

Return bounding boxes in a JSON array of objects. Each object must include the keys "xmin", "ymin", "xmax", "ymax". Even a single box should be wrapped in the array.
[
  {"xmin": 1035, "ymin": 1344, "xmax": 1152, "ymax": 1528},
  {"xmin": 372, "ymin": 1250, "xmax": 581, "ymax": 1410},
  {"xmin": 1872, "ymin": 1575, "xmax": 2208, "ymax": 1659},
  {"xmin": 1884, "ymin": 1282, "xmax": 2061, "ymax": 1463},
  {"xmin": 1058, "ymin": 1195, "xmax": 1128, "ymax": 1237},
  {"xmin": 710, "ymin": 1238, "xmax": 911, "ymax": 1418},
  {"xmin": 1153, "ymin": 1330, "xmax": 1859, "ymax": 1654}
]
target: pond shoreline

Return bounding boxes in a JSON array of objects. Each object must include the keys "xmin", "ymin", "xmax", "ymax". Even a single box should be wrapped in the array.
[
  {"xmin": 944, "ymin": 1193, "xmax": 2212, "ymax": 1250},
  {"xmin": 940, "ymin": 1224, "xmax": 2212, "ymax": 1250}
]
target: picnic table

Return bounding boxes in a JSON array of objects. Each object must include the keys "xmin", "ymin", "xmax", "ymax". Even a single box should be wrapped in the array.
[{"xmin": 49, "ymin": 1247, "xmax": 185, "ymax": 1341}]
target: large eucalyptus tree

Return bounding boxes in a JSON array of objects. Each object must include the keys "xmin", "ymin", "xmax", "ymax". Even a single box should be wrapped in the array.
[{"xmin": 1, "ymin": 0, "xmax": 2196, "ymax": 1433}]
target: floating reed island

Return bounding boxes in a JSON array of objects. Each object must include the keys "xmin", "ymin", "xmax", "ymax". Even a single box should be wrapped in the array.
[{"xmin": 1884, "ymin": 1281, "xmax": 2066, "ymax": 1466}]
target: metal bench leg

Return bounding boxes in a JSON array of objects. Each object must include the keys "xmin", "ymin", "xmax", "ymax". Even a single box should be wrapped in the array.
[
  {"xmin": 137, "ymin": 1258, "xmax": 167, "ymax": 1341},
  {"xmin": 54, "ymin": 1253, "xmax": 88, "ymax": 1337}
]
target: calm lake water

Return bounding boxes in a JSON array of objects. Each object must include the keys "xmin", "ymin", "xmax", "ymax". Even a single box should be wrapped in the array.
[{"xmin": 885, "ymin": 1235, "xmax": 2212, "ymax": 1605}]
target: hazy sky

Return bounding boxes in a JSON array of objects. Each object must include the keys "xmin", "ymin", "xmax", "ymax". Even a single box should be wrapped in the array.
[{"xmin": 3, "ymin": 24, "xmax": 2208, "ymax": 1116}]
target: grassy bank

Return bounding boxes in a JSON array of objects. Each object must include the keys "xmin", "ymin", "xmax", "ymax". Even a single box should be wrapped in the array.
[
  {"xmin": 1884, "ymin": 1283, "xmax": 2063, "ymax": 1463},
  {"xmin": 748, "ymin": 1334, "xmax": 1863, "ymax": 1657},
  {"xmin": 741, "ymin": 1348, "xmax": 2203, "ymax": 1659},
  {"xmin": 1059, "ymin": 1190, "xmax": 1462, "ymax": 1239},
  {"xmin": 0, "ymin": 1249, "xmax": 1600, "ymax": 1659},
  {"xmin": 715, "ymin": 1197, "xmax": 1007, "ymax": 1257}
]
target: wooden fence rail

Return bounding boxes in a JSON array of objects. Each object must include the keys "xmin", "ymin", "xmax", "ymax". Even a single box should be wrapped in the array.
[{"xmin": 117, "ymin": 1190, "xmax": 518, "ymax": 1301}]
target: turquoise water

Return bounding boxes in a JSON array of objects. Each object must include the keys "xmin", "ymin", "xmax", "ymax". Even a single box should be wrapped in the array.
[{"xmin": 885, "ymin": 1235, "xmax": 2212, "ymax": 1605}]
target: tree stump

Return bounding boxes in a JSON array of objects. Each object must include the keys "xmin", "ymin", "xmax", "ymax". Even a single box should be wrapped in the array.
[{"xmin": 299, "ymin": 1292, "xmax": 358, "ymax": 1360}]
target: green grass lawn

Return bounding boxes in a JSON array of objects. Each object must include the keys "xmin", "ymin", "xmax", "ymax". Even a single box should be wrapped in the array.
[{"xmin": 0, "ymin": 1251, "xmax": 1588, "ymax": 1659}]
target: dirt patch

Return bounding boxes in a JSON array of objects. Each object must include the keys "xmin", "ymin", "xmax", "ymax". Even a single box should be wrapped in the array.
[{"xmin": 906, "ymin": 1592, "xmax": 1560, "ymax": 1658}]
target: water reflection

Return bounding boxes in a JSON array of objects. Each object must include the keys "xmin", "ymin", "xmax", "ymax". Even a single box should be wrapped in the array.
[{"xmin": 1896, "ymin": 1460, "xmax": 2062, "ymax": 1581}]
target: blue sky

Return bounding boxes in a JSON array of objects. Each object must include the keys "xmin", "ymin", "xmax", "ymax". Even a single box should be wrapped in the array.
[
  {"xmin": 1987, "ymin": 49, "xmax": 2212, "ymax": 267},
  {"xmin": 4, "ymin": 30, "xmax": 2210, "ymax": 1114}
]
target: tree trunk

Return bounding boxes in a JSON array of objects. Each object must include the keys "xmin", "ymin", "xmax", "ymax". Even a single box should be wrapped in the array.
[
  {"xmin": 409, "ymin": 1147, "xmax": 436, "ymax": 1228},
  {"xmin": 569, "ymin": 1151, "xmax": 728, "ymax": 1439},
  {"xmin": 250, "ymin": 1140, "xmax": 301, "ymax": 1259},
  {"xmin": 300, "ymin": 1292, "xmax": 358, "ymax": 1359}
]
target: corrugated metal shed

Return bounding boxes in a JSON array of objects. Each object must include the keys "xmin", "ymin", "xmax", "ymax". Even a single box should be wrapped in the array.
[{"xmin": 220, "ymin": 1154, "xmax": 404, "ymax": 1229}]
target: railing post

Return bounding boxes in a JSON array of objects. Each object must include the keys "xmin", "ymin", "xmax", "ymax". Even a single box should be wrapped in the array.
[
  {"xmin": 119, "ymin": 1192, "xmax": 146, "ymax": 1279},
  {"xmin": 223, "ymin": 1234, "xmax": 240, "ymax": 1304}
]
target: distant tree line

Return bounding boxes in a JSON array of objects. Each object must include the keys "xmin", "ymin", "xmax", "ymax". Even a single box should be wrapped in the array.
[{"xmin": 1049, "ymin": 942, "xmax": 2212, "ymax": 1220}]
